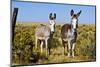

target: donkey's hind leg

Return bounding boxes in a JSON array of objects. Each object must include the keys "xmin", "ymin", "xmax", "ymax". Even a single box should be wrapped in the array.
[
  {"xmin": 40, "ymin": 41, "xmax": 44, "ymax": 53},
  {"xmin": 62, "ymin": 39, "xmax": 66, "ymax": 55},
  {"xmin": 45, "ymin": 38, "xmax": 48, "ymax": 56},
  {"xmin": 48, "ymin": 38, "xmax": 51, "ymax": 55}
]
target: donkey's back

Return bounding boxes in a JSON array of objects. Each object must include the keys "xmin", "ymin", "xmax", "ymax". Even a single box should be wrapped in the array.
[{"xmin": 35, "ymin": 24, "xmax": 51, "ymax": 40}]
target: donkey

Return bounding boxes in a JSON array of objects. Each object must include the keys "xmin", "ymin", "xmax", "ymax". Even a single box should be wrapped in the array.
[
  {"xmin": 61, "ymin": 10, "xmax": 81, "ymax": 57},
  {"xmin": 35, "ymin": 13, "xmax": 56, "ymax": 55}
]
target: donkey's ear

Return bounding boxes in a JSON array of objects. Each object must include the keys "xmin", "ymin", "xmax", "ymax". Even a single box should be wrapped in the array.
[
  {"xmin": 77, "ymin": 10, "xmax": 82, "ymax": 17},
  {"xmin": 54, "ymin": 13, "xmax": 56, "ymax": 19},
  {"xmin": 49, "ymin": 13, "xmax": 52, "ymax": 20},
  {"xmin": 70, "ymin": 9, "xmax": 74, "ymax": 16}
]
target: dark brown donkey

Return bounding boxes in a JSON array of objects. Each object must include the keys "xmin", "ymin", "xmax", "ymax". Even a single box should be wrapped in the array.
[{"xmin": 61, "ymin": 10, "xmax": 81, "ymax": 57}]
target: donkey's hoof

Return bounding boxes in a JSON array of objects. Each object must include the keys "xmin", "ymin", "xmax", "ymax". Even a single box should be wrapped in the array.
[
  {"xmin": 67, "ymin": 54, "xmax": 71, "ymax": 57},
  {"xmin": 72, "ymin": 55, "xmax": 75, "ymax": 58}
]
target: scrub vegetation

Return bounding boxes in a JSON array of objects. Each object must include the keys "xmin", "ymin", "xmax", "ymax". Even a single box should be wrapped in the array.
[{"xmin": 12, "ymin": 23, "xmax": 96, "ymax": 66}]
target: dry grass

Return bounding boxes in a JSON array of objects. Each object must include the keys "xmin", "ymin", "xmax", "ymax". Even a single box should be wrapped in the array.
[{"xmin": 12, "ymin": 23, "xmax": 96, "ymax": 66}]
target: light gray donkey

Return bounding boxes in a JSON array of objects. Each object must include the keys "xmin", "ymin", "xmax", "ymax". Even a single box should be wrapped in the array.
[
  {"xmin": 61, "ymin": 10, "xmax": 81, "ymax": 57},
  {"xmin": 35, "ymin": 13, "xmax": 56, "ymax": 55}
]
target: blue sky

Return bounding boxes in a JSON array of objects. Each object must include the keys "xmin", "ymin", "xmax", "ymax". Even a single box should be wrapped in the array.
[{"xmin": 12, "ymin": 1, "xmax": 96, "ymax": 24}]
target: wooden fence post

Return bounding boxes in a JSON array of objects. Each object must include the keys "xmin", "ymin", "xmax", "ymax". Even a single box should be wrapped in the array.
[{"xmin": 12, "ymin": 8, "xmax": 18, "ymax": 42}]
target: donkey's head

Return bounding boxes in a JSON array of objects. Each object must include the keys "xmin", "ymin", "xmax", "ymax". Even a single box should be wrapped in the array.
[
  {"xmin": 70, "ymin": 9, "xmax": 81, "ymax": 29},
  {"xmin": 49, "ymin": 13, "xmax": 56, "ymax": 33}
]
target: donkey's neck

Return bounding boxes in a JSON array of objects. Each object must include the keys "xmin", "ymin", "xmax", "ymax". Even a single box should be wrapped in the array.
[
  {"xmin": 71, "ymin": 21, "xmax": 77, "ymax": 33},
  {"xmin": 49, "ymin": 22, "xmax": 55, "ymax": 33},
  {"xmin": 50, "ymin": 32, "xmax": 54, "ymax": 39}
]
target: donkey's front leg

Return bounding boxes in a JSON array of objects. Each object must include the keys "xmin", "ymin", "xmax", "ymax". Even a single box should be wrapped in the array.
[
  {"xmin": 68, "ymin": 40, "xmax": 71, "ymax": 57},
  {"xmin": 72, "ymin": 43, "xmax": 76, "ymax": 57}
]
